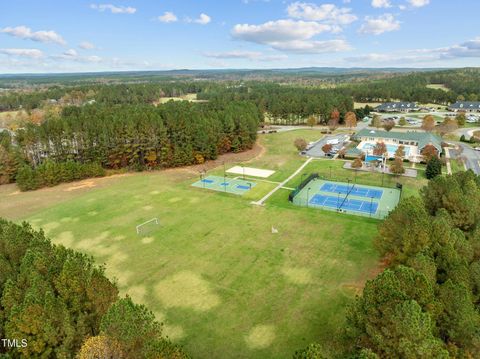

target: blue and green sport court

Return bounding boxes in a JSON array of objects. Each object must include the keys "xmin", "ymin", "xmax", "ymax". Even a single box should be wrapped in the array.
[
  {"xmin": 191, "ymin": 175, "xmax": 256, "ymax": 195},
  {"xmin": 292, "ymin": 179, "xmax": 400, "ymax": 219}
]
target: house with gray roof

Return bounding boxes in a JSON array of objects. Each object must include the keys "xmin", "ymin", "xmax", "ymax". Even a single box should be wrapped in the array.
[
  {"xmin": 448, "ymin": 101, "xmax": 480, "ymax": 112},
  {"xmin": 375, "ymin": 102, "xmax": 418, "ymax": 113},
  {"xmin": 352, "ymin": 128, "xmax": 442, "ymax": 162}
]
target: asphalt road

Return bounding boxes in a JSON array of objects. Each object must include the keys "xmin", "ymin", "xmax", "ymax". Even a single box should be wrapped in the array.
[
  {"xmin": 452, "ymin": 142, "xmax": 480, "ymax": 174},
  {"xmin": 305, "ymin": 134, "xmax": 349, "ymax": 158}
]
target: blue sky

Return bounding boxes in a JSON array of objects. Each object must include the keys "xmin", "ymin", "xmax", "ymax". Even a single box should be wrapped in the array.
[{"xmin": 0, "ymin": 0, "xmax": 479, "ymax": 73}]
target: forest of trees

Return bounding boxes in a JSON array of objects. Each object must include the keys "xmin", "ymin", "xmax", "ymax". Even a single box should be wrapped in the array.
[
  {"xmin": 0, "ymin": 218, "xmax": 188, "ymax": 358},
  {"xmin": 197, "ymin": 83, "xmax": 354, "ymax": 125},
  {"xmin": 340, "ymin": 69, "xmax": 480, "ymax": 104},
  {"xmin": 2, "ymin": 68, "xmax": 480, "ymax": 112},
  {"xmin": 0, "ymin": 100, "xmax": 260, "ymax": 190}
]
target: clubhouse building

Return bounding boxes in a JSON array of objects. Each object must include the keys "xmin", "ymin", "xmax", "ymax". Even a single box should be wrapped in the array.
[
  {"xmin": 352, "ymin": 129, "xmax": 442, "ymax": 163},
  {"xmin": 448, "ymin": 101, "xmax": 480, "ymax": 112},
  {"xmin": 375, "ymin": 102, "xmax": 419, "ymax": 113}
]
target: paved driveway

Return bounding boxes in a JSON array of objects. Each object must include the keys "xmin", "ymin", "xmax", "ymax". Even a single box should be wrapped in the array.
[
  {"xmin": 304, "ymin": 134, "xmax": 350, "ymax": 158},
  {"xmin": 452, "ymin": 142, "xmax": 480, "ymax": 174}
]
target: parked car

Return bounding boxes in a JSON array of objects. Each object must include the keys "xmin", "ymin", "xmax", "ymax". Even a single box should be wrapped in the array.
[{"xmin": 474, "ymin": 147, "xmax": 480, "ymax": 152}]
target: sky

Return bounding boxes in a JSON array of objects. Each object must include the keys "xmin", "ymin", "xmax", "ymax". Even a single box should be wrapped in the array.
[{"xmin": 0, "ymin": 0, "xmax": 480, "ymax": 73}]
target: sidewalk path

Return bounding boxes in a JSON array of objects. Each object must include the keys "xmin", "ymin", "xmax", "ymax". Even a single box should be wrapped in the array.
[{"xmin": 252, "ymin": 157, "xmax": 313, "ymax": 206}]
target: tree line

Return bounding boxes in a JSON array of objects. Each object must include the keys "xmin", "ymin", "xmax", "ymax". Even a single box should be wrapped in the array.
[
  {"xmin": 197, "ymin": 83, "xmax": 354, "ymax": 125},
  {"xmin": 1, "ymin": 100, "xmax": 260, "ymax": 190},
  {"xmin": 0, "ymin": 218, "xmax": 188, "ymax": 358}
]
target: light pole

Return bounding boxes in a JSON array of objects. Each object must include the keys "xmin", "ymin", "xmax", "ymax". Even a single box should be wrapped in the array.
[
  {"xmin": 306, "ymin": 187, "xmax": 311, "ymax": 208},
  {"xmin": 329, "ymin": 166, "xmax": 332, "ymax": 179},
  {"xmin": 242, "ymin": 165, "xmax": 245, "ymax": 180},
  {"xmin": 337, "ymin": 192, "xmax": 340, "ymax": 210}
]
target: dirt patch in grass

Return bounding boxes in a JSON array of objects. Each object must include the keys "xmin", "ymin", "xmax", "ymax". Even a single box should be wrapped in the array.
[
  {"xmin": 281, "ymin": 267, "xmax": 313, "ymax": 285},
  {"xmin": 141, "ymin": 236, "xmax": 154, "ymax": 244},
  {"xmin": 245, "ymin": 325, "xmax": 276, "ymax": 349},
  {"xmin": 127, "ymin": 285, "xmax": 147, "ymax": 303},
  {"xmin": 154, "ymin": 271, "xmax": 220, "ymax": 312},
  {"xmin": 341, "ymin": 258, "xmax": 389, "ymax": 294},
  {"xmin": 164, "ymin": 324, "xmax": 185, "ymax": 341},
  {"xmin": 65, "ymin": 180, "xmax": 96, "ymax": 191},
  {"xmin": 54, "ymin": 231, "xmax": 75, "ymax": 247}
]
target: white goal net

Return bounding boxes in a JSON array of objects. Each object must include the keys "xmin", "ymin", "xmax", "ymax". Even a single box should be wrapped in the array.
[{"xmin": 136, "ymin": 218, "xmax": 159, "ymax": 235}]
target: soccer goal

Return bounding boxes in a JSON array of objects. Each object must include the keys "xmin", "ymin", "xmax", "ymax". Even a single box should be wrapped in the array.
[{"xmin": 136, "ymin": 218, "xmax": 159, "ymax": 235}]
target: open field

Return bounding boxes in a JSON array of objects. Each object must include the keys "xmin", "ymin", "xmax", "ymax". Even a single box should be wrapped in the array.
[
  {"xmin": 426, "ymin": 84, "xmax": 450, "ymax": 92},
  {"xmin": 354, "ymin": 102, "xmax": 382, "ymax": 109},
  {"xmin": 0, "ymin": 129, "xmax": 406, "ymax": 358},
  {"xmin": 156, "ymin": 93, "xmax": 207, "ymax": 104}
]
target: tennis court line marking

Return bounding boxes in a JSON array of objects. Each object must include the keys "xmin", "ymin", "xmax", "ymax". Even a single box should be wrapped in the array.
[{"xmin": 252, "ymin": 157, "xmax": 313, "ymax": 206}]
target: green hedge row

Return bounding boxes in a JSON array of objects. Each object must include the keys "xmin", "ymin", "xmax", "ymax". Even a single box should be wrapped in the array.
[{"xmin": 16, "ymin": 160, "xmax": 105, "ymax": 191}]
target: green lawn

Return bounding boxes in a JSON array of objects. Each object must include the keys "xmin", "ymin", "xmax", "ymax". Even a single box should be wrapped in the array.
[
  {"xmin": 450, "ymin": 158, "xmax": 465, "ymax": 173},
  {"xmin": 0, "ymin": 130, "xmax": 388, "ymax": 358}
]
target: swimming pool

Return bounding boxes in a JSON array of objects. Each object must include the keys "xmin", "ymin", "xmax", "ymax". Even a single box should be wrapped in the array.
[{"xmin": 360, "ymin": 142, "xmax": 410, "ymax": 156}]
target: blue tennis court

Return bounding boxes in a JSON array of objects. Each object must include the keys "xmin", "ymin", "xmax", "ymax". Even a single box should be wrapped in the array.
[
  {"xmin": 192, "ymin": 175, "xmax": 256, "ymax": 195},
  {"xmin": 309, "ymin": 194, "xmax": 378, "ymax": 214},
  {"xmin": 320, "ymin": 183, "xmax": 383, "ymax": 199}
]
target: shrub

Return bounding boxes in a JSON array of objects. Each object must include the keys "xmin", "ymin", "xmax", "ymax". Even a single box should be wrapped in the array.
[{"xmin": 426, "ymin": 157, "xmax": 442, "ymax": 179}]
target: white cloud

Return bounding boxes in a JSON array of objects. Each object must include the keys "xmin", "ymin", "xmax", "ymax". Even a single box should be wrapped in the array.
[
  {"xmin": 371, "ymin": 0, "xmax": 392, "ymax": 8},
  {"xmin": 232, "ymin": 19, "xmax": 351, "ymax": 53},
  {"xmin": 286, "ymin": 2, "xmax": 357, "ymax": 25},
  {"xmin": 233, "ymin": 20, "xmax": 336, "ymax": 43},
  {"xmin": 158, "ymin": 11, "xmax": 178, "ymax": 23},
  {"xmin": 79, "ymin": 41, "xmax": 96, "ymax": 50},
  {"xmin": 408, "ymin": 0, "xmax": 430, "ymax": 7},
  {"xmin": 52, "ymin": 49, "xmax": 102, "ymax": 63},
  {"xmin": 0, "ymin": 26, "xmax": 66, "ymax": 46},
  {"xmin": 62, "ymin": 49, "xmax": 78, "ymax": 57},
  {"xmin": 345, "ymin": 37, "xmax": 480, "ymax": 65},
  {"xmin": 90, "ymin": 4, "xmax": 136, "ymax": 14},
  {"xmin": 193, "ymin": 13, "xmax": 211, "ymax": 25},
  {"xmin": 0, "ymin": 48, "xmax": 43, "ymax": 58},
  {"xmin": 359, "ymin": 14, "xmax": 400, "ymax": 35},
  {"xmin": 203, "ymin": 50, "xmax": 287, "ymax": 61}
]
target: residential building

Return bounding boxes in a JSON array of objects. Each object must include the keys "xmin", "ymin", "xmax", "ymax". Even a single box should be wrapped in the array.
[
  {"xmin": 448, "ymin": 101, "xmax": 480, "ymax": 112},
  {"xmin": 375, "ymin": 102, "xmax": 418, "ymax": 113}
]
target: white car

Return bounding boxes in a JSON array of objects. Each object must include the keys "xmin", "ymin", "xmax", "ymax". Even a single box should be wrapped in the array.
[{"xmin": 474, "ymin": 147, "xmax": 480, "ymax": 151}]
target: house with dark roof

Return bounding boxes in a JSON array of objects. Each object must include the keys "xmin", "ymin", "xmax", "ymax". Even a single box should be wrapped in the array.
[
  {"xmin": 375, "ymin": 102, "xmax": 418, "ymax": 113},
  {"xmin": 448, "ymin": 101, "xmax": 480, "ymax": 112},
  {"xmin": 352, "ymin": 129, "xmax": 442, "ymax": 162}
]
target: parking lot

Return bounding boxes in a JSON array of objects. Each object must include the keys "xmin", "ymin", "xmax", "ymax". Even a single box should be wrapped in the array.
[{"xmin": 303, "ymin": 134, "xmax": 350, "ymax": 158}]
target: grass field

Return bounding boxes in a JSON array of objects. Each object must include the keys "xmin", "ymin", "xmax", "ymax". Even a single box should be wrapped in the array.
[
  {"xmin": 0, "ymin": 129, "xmax": 395, "ymax": 358},
  {"xmin": 354, "ymin": 102, "xmax": 382, "ymax": 109},
  {"xmin": 156, "ymin": 93, "xmax": 207, "ymax": 104},
  {"xmin": 426, "ymin": 84, "xmax": 450, "ymax": 92}
]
